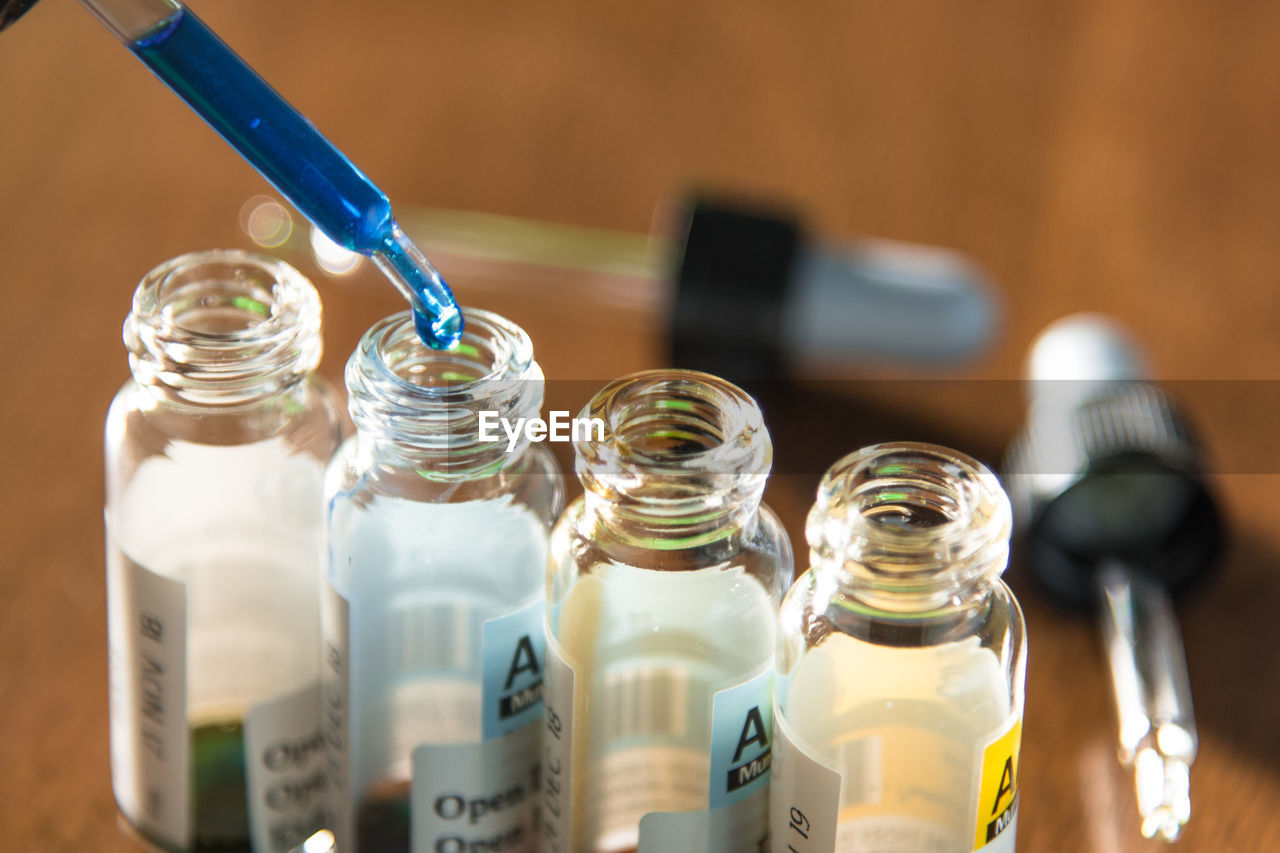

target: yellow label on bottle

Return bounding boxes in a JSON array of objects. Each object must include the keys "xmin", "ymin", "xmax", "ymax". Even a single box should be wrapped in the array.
[{"xmin": 972, "ymin": 714, "xmax": 1022, "ymax": 850}]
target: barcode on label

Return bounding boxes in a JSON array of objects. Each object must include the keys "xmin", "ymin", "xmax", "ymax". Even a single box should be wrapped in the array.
[{"xmin": 601, "ymin": 668, "xmax": 689, "ymax": 741}]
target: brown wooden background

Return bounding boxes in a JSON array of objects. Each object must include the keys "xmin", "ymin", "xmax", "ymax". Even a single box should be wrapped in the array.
[{"xmin": 2, "ymin": 1, "xmax": 1279, "ymax": 849}]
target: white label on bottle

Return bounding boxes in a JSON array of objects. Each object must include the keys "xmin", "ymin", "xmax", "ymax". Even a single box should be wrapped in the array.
[
  {"xmin": 770, "ymin": 706, "xmax": 1022, "ymax": 853},
  {"xmin": 483, "ymin": 599, "xmax": 546, "ymax": 740},
  {"xmin": 410, "ymin": 724, "xmax": 541, "ymax": 852},
  {"xmin": 541, "ymin": 623, "xmax": 575, "ymax": 853},
  {"xmin": 770, "ymin": 716, "xmax": 958, "ymax": 853},
  {"xmin": 635, "ymin": 668, "xmax": 775, "ymax": 852},
  {"xmin": 636, "ymin": 785, "xmax": 771, "ymax": 853},
  {"xmin": 402, "ymin": 598, "xmax": 546, "ymax": 852},
  {"xmin": 244, "ymin": 683, "xmax": 328, "ymax": 853},
  {"xmin": 320, "ymin": 581, "xmax": 352, "ymax": 853},
  {"xmin": 769, "ymin": 708, "xmax": 841, "ymax": 853},
  {"xmin": 108, "ymin": 554, "xmax": 190, "ymax": 849}
]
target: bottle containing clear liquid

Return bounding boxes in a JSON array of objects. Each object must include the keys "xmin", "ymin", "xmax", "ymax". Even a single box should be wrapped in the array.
[
  {"xmin": 104, "ymin": 250, "xmax": 345, "ymax": 852},
  {"xmin": 542, "ymin": 370, "xmax": 793, "ymax": 853},
  {"xmin": 771, "ymin": 443, "xmax": 1026, "ymax": 853},
  {"xmin": 323, "ymin": 308, "xmax": 564, "ymax": 852}
]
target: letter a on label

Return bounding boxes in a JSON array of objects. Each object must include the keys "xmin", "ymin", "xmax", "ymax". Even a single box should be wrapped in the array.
[
  {"xmin": 483, "ymin": 599, "xmax": 546, "ymax": 740},
  {"xmin": 505, "ymin": 635, "xmax": 541, "ymax": 690},
  {"xmin": 733, "ymin": 706, "xmax": 770, "ymax": 764},
  {"xmin": 973, "ymin": 715, "xmax": 1022, "ymax": 850}
]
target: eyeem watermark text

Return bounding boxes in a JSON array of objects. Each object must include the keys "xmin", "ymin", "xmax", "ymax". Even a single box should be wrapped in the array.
[{"xmin": 478, "ymin": 411, "xmax": 606, "ymax": 452}]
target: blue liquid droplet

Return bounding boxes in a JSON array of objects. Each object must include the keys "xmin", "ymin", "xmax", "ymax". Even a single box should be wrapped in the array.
[{"xmin": 415, "ymin": 304, "xmax": 463, "ymax": 350}]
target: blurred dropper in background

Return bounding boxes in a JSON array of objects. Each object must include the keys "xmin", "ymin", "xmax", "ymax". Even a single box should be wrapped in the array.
[
  {"xmin": 1005, "ymin": 314, "xmax": 1223, "ymax": 842},
  {"xmin": 0, "ymin": 0, "xmax": 463, "ymax": 348},
  {"xmin": 306, "ymin": 195, "xmax": 1002, "ymax": 376}
]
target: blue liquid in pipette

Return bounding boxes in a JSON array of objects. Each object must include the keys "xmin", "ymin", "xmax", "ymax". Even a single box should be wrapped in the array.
[{"xmin": 129, "ymin": 8, "xmax": 462, "ymax": 349}]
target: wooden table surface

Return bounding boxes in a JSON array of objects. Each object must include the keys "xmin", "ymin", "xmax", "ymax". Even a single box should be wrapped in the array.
[{"xmin": 3, "ymin": 1, "xmax": 1279, "ymax": 850}]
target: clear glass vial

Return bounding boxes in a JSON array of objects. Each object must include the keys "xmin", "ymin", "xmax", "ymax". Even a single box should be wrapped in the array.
[
  {"xmin": 543, "ymin": 370, "xmax": 793, "ymax": 853},
  {"xmin": 771, "ymin": 443, "xmax": 1026, "ymax": 853},
  {"xmin": 323, "ymin": 308, "xmax": 564, "ymax": 853},
  {"xmin": 105, "ymin": 250, "xmax": 345, "ymax": 852}
]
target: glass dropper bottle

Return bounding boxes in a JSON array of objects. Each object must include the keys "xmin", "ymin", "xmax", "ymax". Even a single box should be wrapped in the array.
[{"xmin": 78, "ymin": 0, "xmax": 462, "ymax": 348}]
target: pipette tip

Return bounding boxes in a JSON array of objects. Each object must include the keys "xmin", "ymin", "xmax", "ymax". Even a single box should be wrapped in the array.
[
  {"xmin": 1134, "ymin": 747, "xmax": 1191, "ymax": 842},
  {"xmin": 1142, "ymin": 814, "xmax": 1185, "ymax": 843},
  {"xmin": 414, "ymin": 303, "xmax": 464, "ymax": 351},
  {"xmin": 374, "ymin": 224, "xmax": 464, "ymax": 349}
]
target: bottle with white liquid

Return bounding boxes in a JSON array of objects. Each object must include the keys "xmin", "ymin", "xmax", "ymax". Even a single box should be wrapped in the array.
[
  {"xmin": 323, "ymin": 308, "xmax": 563, "ymax": 853},
  {"xmin": 771, "ymin": 443, "xmax": 1026, "ymax": 853},
  {"xmin": 105, "ymin": 250, "xmax": 345, "ymax": 852},
  {"xmin": 542, "ymin": 369, "xmax": 793, "ymax": 853}
]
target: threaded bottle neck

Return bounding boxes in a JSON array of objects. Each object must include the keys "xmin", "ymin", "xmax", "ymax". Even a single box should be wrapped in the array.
[
  {"xmin": 123, "ymin": 250, "xmax": 322, "ymax": 406},
  {"xmin": 576, "ymin": 370, "xmax": 771, "ymax": 548},
  {"xmin": 807, "ymin": 442, "xmax": 1012, "ymax": 613},
  {"xmin": 346, "ymin": 308, "xmax": 544, "ymax": 478}
]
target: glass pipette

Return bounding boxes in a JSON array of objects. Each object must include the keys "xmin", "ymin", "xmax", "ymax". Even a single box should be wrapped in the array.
[
  {"xmin": 80, "ymin": 0, "xmax": 462, "ymax": 348},
  {"xmin": 1006, "ymin": 315, "xmax": 1221, "ymax": 842}
]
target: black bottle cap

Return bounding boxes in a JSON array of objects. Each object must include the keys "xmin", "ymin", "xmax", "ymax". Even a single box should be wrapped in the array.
[
  {"xmin": 1005, "ymin": 383, "xmax": 1223, "ymax": 610},
  {"xmin": 669, "ymin": 196, "xmax": 802, "ymax": 383},
  {"xmin": 0, "ymin": 0, "xmax": 41, "ymax": 32}
]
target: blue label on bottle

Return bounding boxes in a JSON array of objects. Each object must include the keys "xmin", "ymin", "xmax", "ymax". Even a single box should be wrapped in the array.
[
  {"xmin": 481, "ymin": 598, "xmax": 545, "ymax": 741},
  {"xmin": 709, "ymin": 668, "xmax": 774, "ymax": 810}
]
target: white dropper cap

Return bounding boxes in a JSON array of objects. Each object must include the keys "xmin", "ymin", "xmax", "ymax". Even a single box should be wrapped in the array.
[{"xmin": 1027, "ymin": 312, "xmax": 1148, "ymax": 401}]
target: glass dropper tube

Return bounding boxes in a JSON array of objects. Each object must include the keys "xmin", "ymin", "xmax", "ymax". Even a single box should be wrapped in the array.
[{"xmin": 79, "ymin": 0, "xmax": 463, "ymax": 348}]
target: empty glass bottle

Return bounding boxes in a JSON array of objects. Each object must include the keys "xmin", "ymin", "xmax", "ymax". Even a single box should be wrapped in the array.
[
  {"xmin": 323, "ymin": 308, "xmax": 563, "ymax": 852},
  {"xmin": 105, "ymin": 250, "xmax": 345, "ymax": 852},
  {"xmin": 771, "ymin": 442, "xmax": 1026, "ymax": 853},
  {"xmin": 543, "ymin": 369, "xmax": 793, "ymax": 853}
]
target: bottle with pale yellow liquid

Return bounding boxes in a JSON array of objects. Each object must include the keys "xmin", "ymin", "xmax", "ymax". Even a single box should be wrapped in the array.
[
  {"xmin": 771, "ymin": 443, "xmax": 1026, "ymax": 853},
  {"xmin": 543, "ymin": 370, "xmax": 793, "ymax": 853}
]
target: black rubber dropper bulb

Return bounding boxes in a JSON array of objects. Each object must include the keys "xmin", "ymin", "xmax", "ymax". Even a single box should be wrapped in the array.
[{"xmin": 1003, "ymin": 314, "xmax": 1222, "ymax": 842}]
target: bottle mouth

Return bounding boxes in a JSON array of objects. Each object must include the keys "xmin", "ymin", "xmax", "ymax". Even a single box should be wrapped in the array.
[
  {"xmin": 576, "ymin": 370, "xmax": 771, "ymax": 533},
  {"xmin": 808, "ymin": 442, "xmax": 1011, "ymax": 604},
  {"xmin": 124, "ymin": 250, "xmax": 322, "ymax": 404},
  {"xmin": 346, "ymin": 308, "xmax": 543, "ymax": 472}
]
